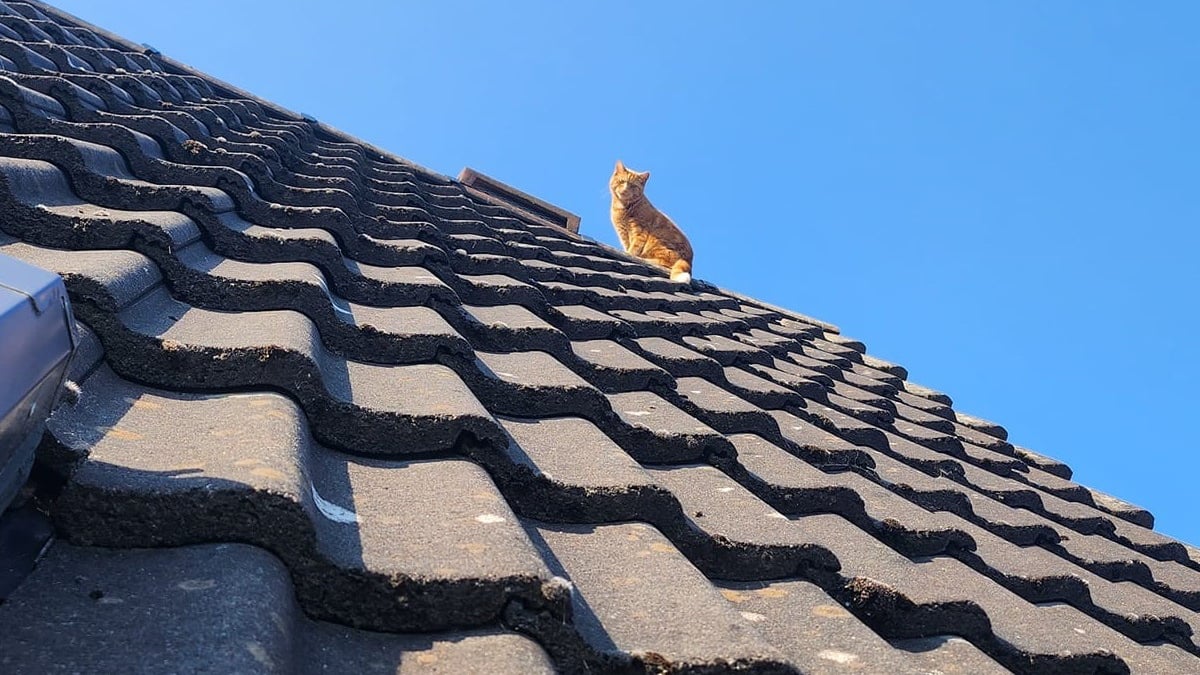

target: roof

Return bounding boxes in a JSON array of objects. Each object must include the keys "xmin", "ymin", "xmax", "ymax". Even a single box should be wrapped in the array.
[{"xmin": 0, "ymin": 1, "xmax": 1197, "ymax": 673}]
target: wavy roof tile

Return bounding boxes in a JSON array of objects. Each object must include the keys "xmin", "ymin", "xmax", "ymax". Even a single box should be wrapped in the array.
[{"xmin": 0, "ymin": 1, "xmax": 1197, "ymax": 673}]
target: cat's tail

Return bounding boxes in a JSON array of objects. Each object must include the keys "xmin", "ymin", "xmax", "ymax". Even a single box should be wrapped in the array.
[{"xmin": 670, "ymin": 259, "xmax": 692, "ymax": 284}]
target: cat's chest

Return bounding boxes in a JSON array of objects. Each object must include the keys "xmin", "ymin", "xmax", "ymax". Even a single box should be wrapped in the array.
[{"xmin": 612, "ymin": 204, "xmax": 653, "ymax": 228}]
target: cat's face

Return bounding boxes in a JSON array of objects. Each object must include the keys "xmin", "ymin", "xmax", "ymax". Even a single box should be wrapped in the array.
[{"xmin": 610, "ymin": 160, "xmax": 649, "ymax": 203}]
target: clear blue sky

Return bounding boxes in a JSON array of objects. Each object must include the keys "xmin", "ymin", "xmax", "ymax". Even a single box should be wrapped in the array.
[{"xmin": 56, "ymin": 2, "xmax": 1200, "ymax": 543}]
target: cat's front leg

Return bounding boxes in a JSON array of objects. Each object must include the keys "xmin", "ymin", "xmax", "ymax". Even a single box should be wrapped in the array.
[
  {"xmin": 626, "ymin": 232, "xmax": 646, "ymax": 257},
  {"xmin": 612, "ymin": 227, "xmax": 628, "ymax": 252}
]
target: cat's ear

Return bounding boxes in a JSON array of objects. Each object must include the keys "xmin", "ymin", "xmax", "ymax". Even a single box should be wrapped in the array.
[
  {"xmin": 614, "ymin": 160, "xmax": 626, "ymax": 173},
  {"xmin": 634, "ymin": 170, "xmax": 650, "ymax": 183}
]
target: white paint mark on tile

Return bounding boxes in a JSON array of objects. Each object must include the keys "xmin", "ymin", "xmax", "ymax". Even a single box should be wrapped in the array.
[
  {"xmin": 624, "ymin": 410, "xmax": 653, "ymax": 417},
  {"xmin": 246, "ymin": 641, "xmax": 274, "ymax": 669},
  {"xmin": 817, "ymin": 650, "xmax": 859, "ymax": 665},
  {"xmin": 176, "ymin": 578, "xmax": 217, "ymax": 591},
  {"xmin": 311, "ymin": 484, "xmax": 361, "ymax": 524},
  {"xmin": 717, "ymin": 487, "xmax": 735, "ymax": 493},
  {"xmin": 740, "ymin": 611, "xmax": 766, "ymax": 623},
  {"xmin": 475, "ymin": 513, "xmax": 507, "ymax": 524}
]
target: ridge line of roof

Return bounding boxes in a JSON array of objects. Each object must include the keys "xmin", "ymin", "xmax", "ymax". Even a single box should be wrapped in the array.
[
  {"xmin": 710, "ymin": 286, "xmax": 842, "ymax": 334},
  {"xmin": 28, "ymin": 1, "xmax": 842, "ymax": 340}
]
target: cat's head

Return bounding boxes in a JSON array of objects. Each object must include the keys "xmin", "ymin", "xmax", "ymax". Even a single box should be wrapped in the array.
[{"xmin": 610, "ymin": 160, "xmax": 649, "ymax": 203}]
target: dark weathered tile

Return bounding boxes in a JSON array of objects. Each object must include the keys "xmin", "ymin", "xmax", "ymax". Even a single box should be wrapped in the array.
[
  {"xmin": 1108, "ymin": 514, "xmax": 1192, "ymax": 561},
  {"xmin": 864, "ymin": 450, "xmax": 1058, "ymax": 546},
  {"xmin": 532, "ymin": 522, "xmax": 790, "ymax": 672},
  {"xmin": 451, "ymin": 272, "xmax": 545, "ymax": 308},
  {"xmin": 764, "ymin": 409, "xmax": 874, "ymax": 468},
  {"xmin": 455, "ymin": 349, "xmax": 611, "ymax": 419},
  {"xmin": 1085, "ymin": 487, "xmax": 1154, "ymax": 528},
  {"xmin": 781, "ymin": 349, "xmax": 843, "ymax": 377},
  {"xmin": 745, "ymin": 362, "xmax": 829, "ymax": 399},
  {"xmin": 735, "ymin": 327, "xmax": 796, "ymax": 352},
  {"xmin": 496, "ymin": 415, "xmax": 663, "ymax": 514},
  {"xmin": 720, "ymin": 580, "xmax": 1009, "ymax": 674},
  {"xmin": 3, "ymin": 238, "xmax": 474, "ymax": 365},
  {"xmin": 901, "ymin": 380, "xmax": 953, "ymax": 406},
  {"xmin": 604, "ymin": 390, "xmax": 736, "ymax": 464},
  {"xmin": 567, "ymin": 339, "xmax": 673, "ymax": 393},
  {"xmin": 826, "ymin": 381, "xmax": 896, "ymax": 412},
  {"xmin": 763, "ymin": 319, "xmax": 821, "ymax": 340},
  {"xmin": 953, "ymin": 519, "xmax": 1200, "ymax": 646},
  {"xmin": 950, "ymin": 419, "xmax": 1015, "ymax": 455},
  {"xmin": 537, "ymin": 279, "xmax": 638, "ymax": 310},
  {"xmin": 954, "ymin": 411, "xmax": 1008, "ymax": 440},
  {"xmin": 98, "ymin": 290, "xmax": 502, "ymax": 454},
  {"xmin": 890, "ymin": 636, "xmax": 1011, "ymax": 675},
  {"xmin": 668, "ymin": 376, "xmax": 780, "ymax": 436},
  {"xmin": 544, "ymin": 303, "xmax": 631, "ymax": 340},
  {"xmin": 456, "ymin": 303, "xmax": 570, "ymax": 353},
  {"xmin": 859, "ymin": 352, "xmax": 908, "ymax": 379},
  {"xmin": 1053, "ymin": 532, "xmax": 1200, "ymax": 609},
  {"xmin": 734, "ymin": 434, "xmax": 974, "ymax": 557},
  {"xmin": 681, "ymin": 334, "xmax": 772, "ymax": 366},
  {"xmin": 45, "ymin": 368, "xmax": 560, "ymax": 631},
  {"xmin": 1013, "ymin": 445, "xmax": 1074, "ymax": 479},
  {"xmin": 646, "ymin": 464, "xmax": 840, "ymax": 577},
  {"xmin": 803, "ymin": 336, "xmax": 863, "ymax": 362},
  {"xmin": 721, "ymin": 366, "xmax": 808, "ymax": 409},
  {"xmin": 0, "ymin": 543, "xmax": 555, "ymax": 675},
  {"xmin": 632, "ymin": 335, "xmax": 726, "ymax": 380},
  {"xmin": 800, "ymin": 512, "xmax": 1134, "ymax": 672},
  {"xmin": 892, "ymin": 387, "xmax": 953, "ymax": 417}
]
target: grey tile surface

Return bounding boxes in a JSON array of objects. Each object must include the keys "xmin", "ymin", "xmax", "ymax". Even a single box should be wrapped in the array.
[{"xmin": 0, "ymin": 543, "xmax": 554, "ymax": 674}]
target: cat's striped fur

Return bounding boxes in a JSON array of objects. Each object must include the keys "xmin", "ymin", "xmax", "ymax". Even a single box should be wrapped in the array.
[{"xmin": 609, "ymin": 160, "xmax": 694, "ymax": 283}]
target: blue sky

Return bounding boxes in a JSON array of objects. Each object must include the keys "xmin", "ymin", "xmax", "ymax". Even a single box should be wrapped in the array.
[{"xmin": 56, "ymin": 2, "xmax": 1200, "ymax": 543}]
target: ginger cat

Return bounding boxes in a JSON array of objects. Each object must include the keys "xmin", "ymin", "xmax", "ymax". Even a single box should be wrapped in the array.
[{"xmin": 609, "ymin": 160, "xmax": 694, "ymax": 283}]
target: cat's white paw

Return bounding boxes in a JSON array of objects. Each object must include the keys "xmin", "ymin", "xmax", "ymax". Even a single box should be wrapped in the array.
[{"xmin": 671, "ymin": 272, "xmax": 692, "ymax": 284}]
